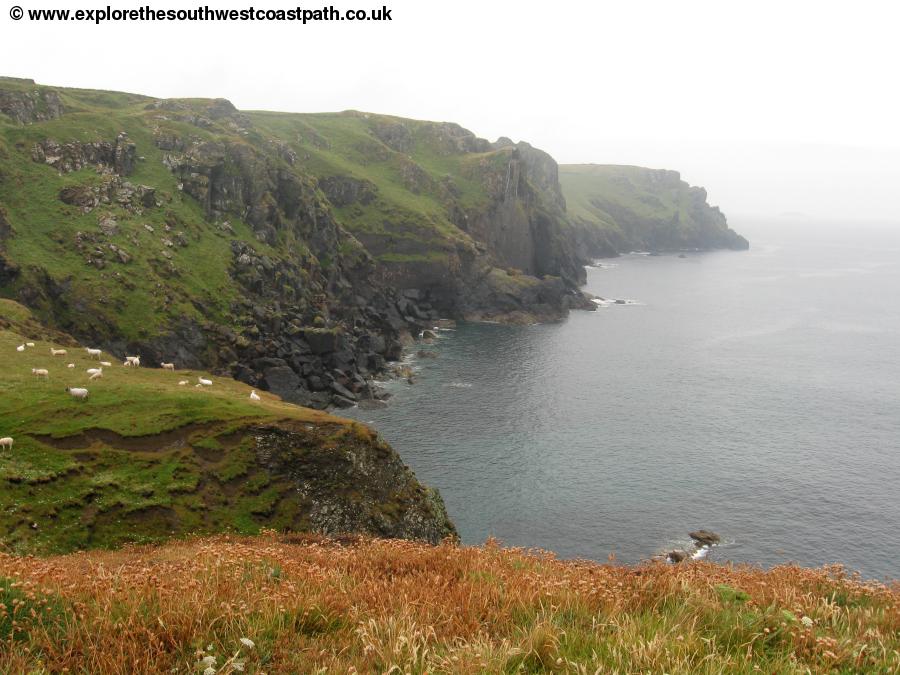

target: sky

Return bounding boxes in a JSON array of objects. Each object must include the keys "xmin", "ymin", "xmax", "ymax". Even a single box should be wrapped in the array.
[{"xmin": 2, "ymin": 0, "xmax": 899, "ymax": 221}]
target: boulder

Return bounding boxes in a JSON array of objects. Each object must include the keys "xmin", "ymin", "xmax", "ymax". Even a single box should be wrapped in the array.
[
  {"xmin": 302, "ymin": 328, "xmax": 339, "ymax": 355},
  {"xmin": 689, "ymin": 530, "xmax": 721, "ymax": 547},
  {"xmin": 260, "ymin": 366, "xmax": 302, "ymax": 400},
  {"xmin": 331, "ymin": 394, "xmax": 357, "ymax": 408},
  {"xmin": 358, "ymin": 399, "xmax": 388, "ymax": 410},
  {"xmin": 666, "ymin": 550, "xmax": 689, "ymax": 563},
  {"xmin": 330, "ymin": 380, "xmax": 358, "ymax": 401}
]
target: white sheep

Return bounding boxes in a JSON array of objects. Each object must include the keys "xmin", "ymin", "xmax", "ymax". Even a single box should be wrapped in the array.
[
  {"xmin": 89, "ymin": 371, "xmax": 103, "ymax": 381},
  {"xmin": 31, "ymin": 368, "xmax": 49, "ymax": 379},
  {"xmin": 178, "ymin": 380, "xmax": 188, "ymax": 386},
  {"xmin": 0, "ymin": 437, "xmax": 13, "ymax": 450},
  {"xmin": 125, "ymin": 355, "xmax": 140, "ymax": 366},
  {"xmin": 65, "ymin": 387, "xmax": 89, "ymax": 400},
  {"xmin": 50, "ymin": 348, "xmax": 67, "ymax": 356},
  {"xmin": 25, "ymin": 342, "xmax": 35, "ymax": 348},
  {"xmin": 16, "ymin": 344, "xmax": 24, "ymax": 352},
  {"xmin": 161, "ymin": 362, "xmax": 175, "ymax": 371},
  {"xmin": 250, "ymin": 390, "xmax": 261, "ymax": 401},
  {"xmin": 86, "ymin": 348, "xmax": 102, "ymax": 359},
  {"xmin": 100, "ymin": 361, "xmax": 112, "ymax": 367},
  {"xmin": 67, "ymin": 363, "xmax": 75, "ymax": 369},
  {"xmin": 86, "ymin": 367, "xmax": 102, "ymax": 376},
  {"xmin": 197, "ymin": 377, "xmax": 212, "ymax": 386}
]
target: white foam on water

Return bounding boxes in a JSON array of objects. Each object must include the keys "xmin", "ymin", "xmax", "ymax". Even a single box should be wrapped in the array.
[
  {"xmin": 445, "ymin": 381, "xmax": 473, "ymax": 388},
  {"xmin": 692, "ymin": 545, "xmax": 711, "ymax": 560}
]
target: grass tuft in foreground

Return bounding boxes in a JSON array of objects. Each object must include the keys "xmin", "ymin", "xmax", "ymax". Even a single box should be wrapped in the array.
[{"xmin": 0, "ymin": 533, "xmax": 896, "ymax": 673}]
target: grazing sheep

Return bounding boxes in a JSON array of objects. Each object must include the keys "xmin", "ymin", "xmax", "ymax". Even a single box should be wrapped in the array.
[
  {"xmin": 31, "ymin": 368, "xmax": 49, "ymax": 379},
  {"xmin": 0, "ymin": 437, "xmax": 13, "ymax": 450},
  {"xmin": 161, "ymin": 362, "xmax": 175, "ymax": 371},
  {"xmin": 67, "ymin": 363, "xmax": 75, "ymax": 369},
  {"xmin": 89, "ymin": 371, "xmax": 103, "ymax": 381},
  {"xmin": 86, "ymin": 348, "xmax": 102, "ymax": 359},
  {"xmin": 50, "ymin": 348, "xmax": 67, "ymax": 356},
  {"xmin": 197, "ymin": 377, "xmax": 212, "ymax": 386},
  {"xmin": 86, "ymin": 367, "xmax": 102, "ymax": 376},
  {"xmin": 25, "ymin": 342, "xmax": 35, "ymax": 348},
  {"xmin": 178, "ymin": 380, "xmax": 188, "ymax": 386},
  {"xmin": 100, "ymin": 361, "xmax": 112, "ymax": 367},
  {"xmin": 125, "ymin": 355, "xmax": 140, "ymax": 366},
  {"xmin": 250, "ymin": 390, "xmax": 261, "ymax": 401},
  {"xmin": 65, "ymin": 387, "xmax": 89, "ymax": 400},
  {"xmin": 16, "ymin": 344, "xmax": 24, "ymax": 352}
]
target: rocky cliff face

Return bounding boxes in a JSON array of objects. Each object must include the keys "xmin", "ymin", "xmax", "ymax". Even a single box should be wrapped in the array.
[
  {"xmin": 253, "ymin": 112, "xmax": 594, "ymax": 324},
  {"xmin": 0, "ymin": 79, "xmax": 64, "ymax": 124}
]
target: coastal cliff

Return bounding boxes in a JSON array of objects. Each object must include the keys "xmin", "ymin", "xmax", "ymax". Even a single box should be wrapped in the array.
[
  {"xmin": 560, "ymin": 163, "xmax": 749, "ymax": 254},
  {"xmin": 0, "ymin": 77, "xmax": 747, "ymax": 409},
  {"xmin": 0, "ymin": 300, "xmax": 455, "ymax": 554}
]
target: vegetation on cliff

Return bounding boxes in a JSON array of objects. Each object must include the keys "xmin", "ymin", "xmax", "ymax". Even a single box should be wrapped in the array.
[
  {"xmin": 0, "ymin": 76, "xmax": 604, "ymax": 409},
  {"xmin": 560, "ymin": 164, "xmax": 749, "ymax": 254},
  {"xmin": 0, "ymin": 300, "xmax": 454, "ymax": 555},
  {"xmin": 0, "ymin": 533, "xmax": 896, "ymax": 673}
]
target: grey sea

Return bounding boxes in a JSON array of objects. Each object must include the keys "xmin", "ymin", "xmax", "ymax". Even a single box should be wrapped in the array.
[{"xmin": 347, "ymin": 219, "xmax": 900, "ymax": 580}]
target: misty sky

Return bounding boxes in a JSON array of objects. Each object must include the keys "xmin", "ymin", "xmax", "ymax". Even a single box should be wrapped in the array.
[{"xmin": 2, "ymin": 0, "xmax": 898, "ymax": 221}]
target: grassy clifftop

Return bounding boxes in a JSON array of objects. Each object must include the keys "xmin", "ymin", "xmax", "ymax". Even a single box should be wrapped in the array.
[
  {"xmin": 0, "ymin": 300, "xmax": 454, "ymax": 554},
  {"xmin": 0, "ymin": 533, "xmax": 896, "ymax": 673},
  {"xmin": 560, "ymin": 164, "xmax": 749, "ymax": 253}
]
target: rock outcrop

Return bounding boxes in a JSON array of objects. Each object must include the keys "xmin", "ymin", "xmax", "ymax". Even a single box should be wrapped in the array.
[{"xmin": 0, "ymin": 83, "xmax": 64, "ymax": 124}]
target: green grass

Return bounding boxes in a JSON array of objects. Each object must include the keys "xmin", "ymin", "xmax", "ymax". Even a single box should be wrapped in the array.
[{"xmin": 0, "ymin": 301, "xmax": 359, "ymax": 554}]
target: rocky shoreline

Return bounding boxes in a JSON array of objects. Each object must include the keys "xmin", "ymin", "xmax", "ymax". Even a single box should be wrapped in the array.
[{"xmin": 663, "ymin": 530, "xmax": 722, "ymax": 563}]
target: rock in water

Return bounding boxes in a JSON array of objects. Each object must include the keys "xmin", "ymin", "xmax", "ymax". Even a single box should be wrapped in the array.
[
  {"xmin": 689, "ymin": 530, "xmax": 721, "ymax": 547},
  {"xmin": 667, "ymin": 550, "xmax": 689, "ymax": 563}
]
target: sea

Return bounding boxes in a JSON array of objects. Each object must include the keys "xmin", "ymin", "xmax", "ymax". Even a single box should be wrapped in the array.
[{"xmin": 346, "ymin": 218, "xmax": 900, "ymax": 580}]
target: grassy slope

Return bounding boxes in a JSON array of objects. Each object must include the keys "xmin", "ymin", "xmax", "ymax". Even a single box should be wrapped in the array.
[
  {"xmin": 0, "ymin": 83, "xmax": 278, "ymax": 340},
  {"xmin": 0, "ymin": 300, "xmax": 377, "ymax": 554},
  {"xmin": 0, "ymin": 533, "xmax": 896, "ymax": 673},
  {"xmin": 248, "ymin": 110, "xmax": 505, "ymax": 263}
]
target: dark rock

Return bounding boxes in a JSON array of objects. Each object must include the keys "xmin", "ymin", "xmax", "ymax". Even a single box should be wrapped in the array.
[
  {"xmin": 667, "ymin": 550, "xmax": 689, "ymax": 563},
  {"xmin": 421, "ymin": 329, "xmax": 437, "ymax": 339},
  {"xmin": 306, "ymin": 375, "xmax": 326, "ymax": 391},
  {"xmin": 416, "ymin": 350, "xmax": 437, "ymax": 359},
  {"xmin": 253, "ymin": 356, "xmax": 288, "ymax": 371},
  {"xmin": 689, "ymin": 530, "xmax": 721, "ymax": 547},
  {"xmin": 318, "ymin": 175, "xmax": 377, "ymax": 207},
  {"xmin": 330, "ymin": 380, "xmax": 358, "ymax": 401},
  {"xmin": 302, "ymin": 328, "xmax": 339, "ymax": 355},
  {"xmin": 330, "ymin": 348, "xmax": 356, "ymax": 372},
  {"xmin": 251, "ymin": 424, "xmax": 455, "ymax": 542},
  {"xmin": 260, "ymin": 366, "xmax": 303, "ymax": 401},
  {"xmin": 358, "ymin": 399, "xmax": 388, "ymax": 410},
  {"xmin": 331, "ymin": 394, "xmax": 357, "ymax": 408}
]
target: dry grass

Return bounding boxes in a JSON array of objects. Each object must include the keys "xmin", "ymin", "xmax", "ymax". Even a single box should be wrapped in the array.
[{"xmin": 0, "ymin": 533, "xmax": 897, "ymax": 674}]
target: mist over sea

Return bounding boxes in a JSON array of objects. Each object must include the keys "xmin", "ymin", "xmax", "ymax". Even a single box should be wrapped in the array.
[{"xmin": 347, "ymin": 219, "xmax": 900, "ymax": 580}]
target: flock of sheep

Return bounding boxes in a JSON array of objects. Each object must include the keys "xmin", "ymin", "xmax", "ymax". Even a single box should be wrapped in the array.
[{"xmin": 1, "ymin": 342, "xmax": 264, "ymax": 452}]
